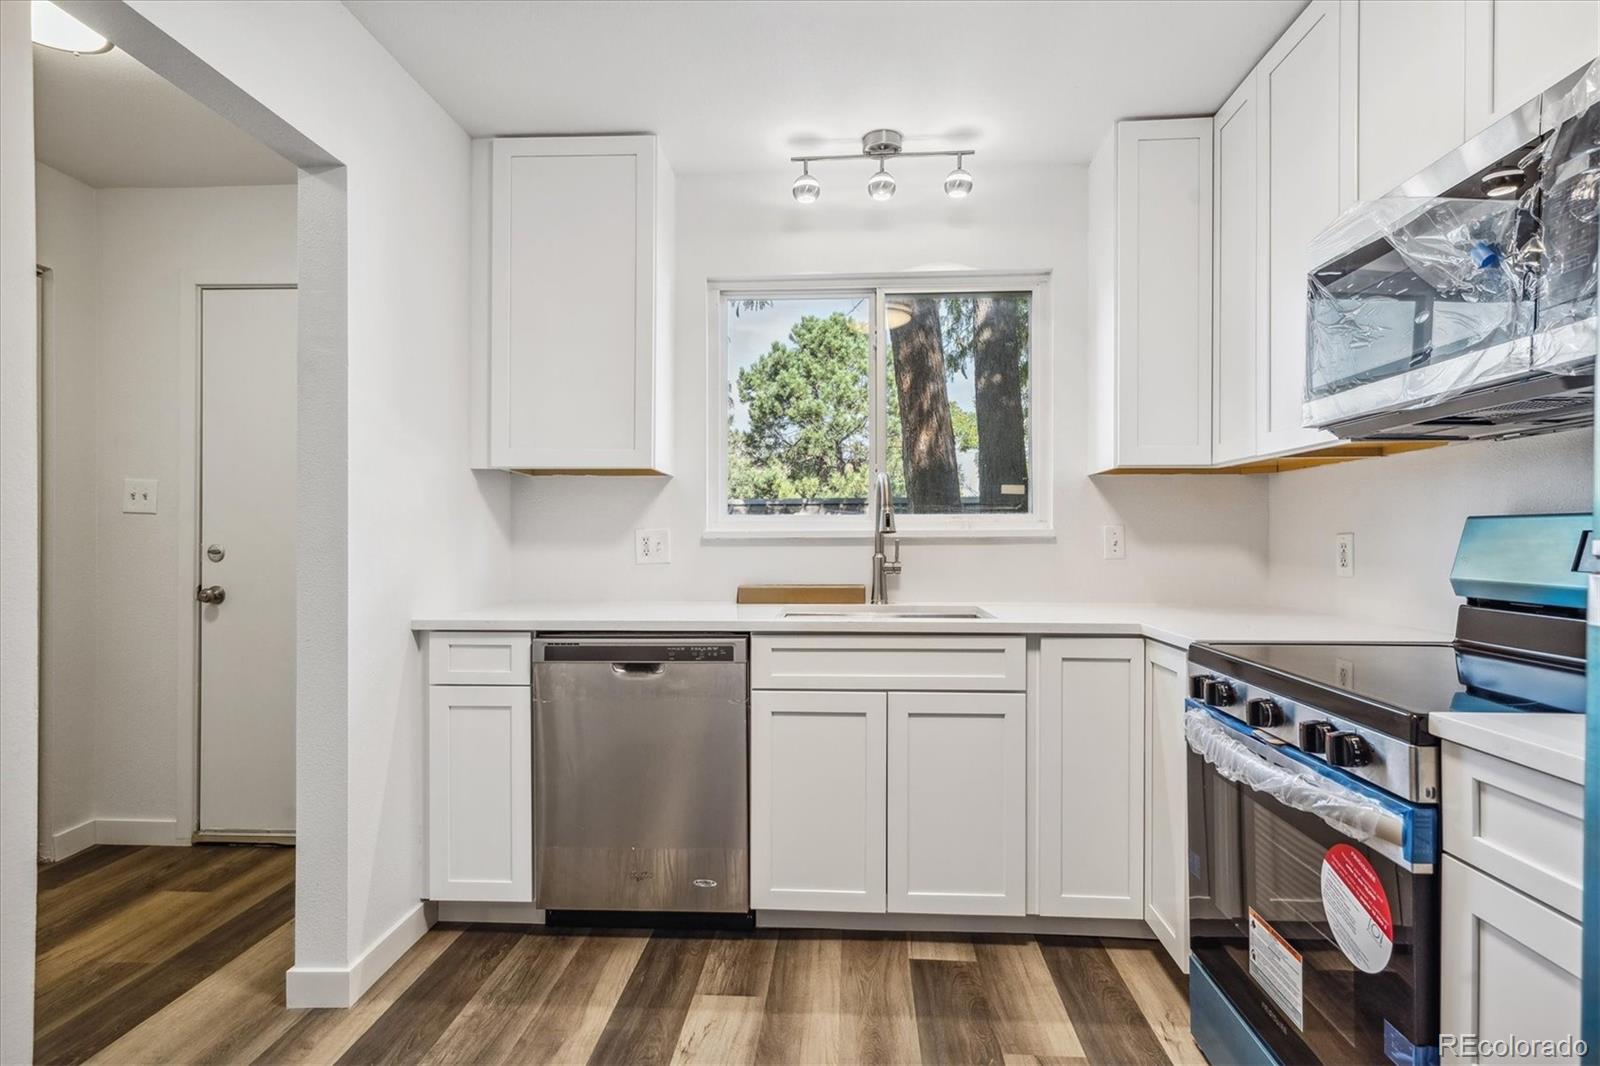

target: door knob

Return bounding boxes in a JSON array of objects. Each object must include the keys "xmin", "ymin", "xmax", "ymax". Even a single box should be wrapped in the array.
[{"xmin": 196, "ymin": 585, "xmax": 226, "ymax": 604}]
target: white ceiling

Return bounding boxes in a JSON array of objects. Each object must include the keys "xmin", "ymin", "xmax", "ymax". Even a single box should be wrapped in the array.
[
  {"xmin": 347, "ymin": 0, "xmax": 1305, "ymax": 173},
  {"xmin": 33, "ymin": 44, "xmax": 296, "ymax": 189}
]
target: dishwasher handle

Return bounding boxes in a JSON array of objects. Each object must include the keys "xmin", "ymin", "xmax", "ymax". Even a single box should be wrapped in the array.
[{"xmin": 610, "ymin": 662, "xmax": 666, "ymax": 678}]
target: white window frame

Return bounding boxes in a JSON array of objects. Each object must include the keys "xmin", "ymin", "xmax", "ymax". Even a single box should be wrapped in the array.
[{"xmin": 705, "ymin": 271, "xmax": 1052, "ymax": 540}]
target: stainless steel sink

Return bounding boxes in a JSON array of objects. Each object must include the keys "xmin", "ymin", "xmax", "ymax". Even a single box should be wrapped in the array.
[{"xmin": 780, "ymin": 604, "xmax": 992, "ymax": 619}]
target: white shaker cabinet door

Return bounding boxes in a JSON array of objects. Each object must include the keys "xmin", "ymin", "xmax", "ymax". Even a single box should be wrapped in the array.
[
  {"xmin": 887, "ymin": 691, "xmax": 1026, "ymax": 916},
  {"xmin": 1256, "ymin": 0, "xmax": 1350, "ymax": 455},
  {"xmin": 1440, "ymin": 855, "xmax": 1583, "ymax": 1064},
  {"xmin": 1034, "ymin": 638, "xmax": 1146, "ymax": 918},
  {"xmin": 1355, "ymin": 0, "xmax": 1468, "ymax": 201},
  {"xmin": 1143, "ymin": 641, "xmax": 1190, "ymax": 972},
  {"xmin": 489, "ymin": 135, "xmax": 668, "ymax": 472},
  {"xmin": 1466, "ymin": 0, "xmax": 1600, "ymax": 134},
  {"xmin": 426, "ymin": 686, "xmax": 533, "ymax": 902},
  {"xmin": 1213, "ymin": 72, "xmax": 1261, "ymax": 465},
  {"xmin": 751, "ymin": 690, "xmax": 887, "ymax": 913}
]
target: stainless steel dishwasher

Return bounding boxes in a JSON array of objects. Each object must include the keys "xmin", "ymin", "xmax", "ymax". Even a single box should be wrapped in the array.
[{"xmin": 531, "ymin": 636, "xmax": 748, "ymax": 913}]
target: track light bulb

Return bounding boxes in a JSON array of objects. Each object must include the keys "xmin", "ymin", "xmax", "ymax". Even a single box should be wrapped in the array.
[
  {"xmin": 791, "ymin": 162, "xmax": 821, "ymax": 204},
  {"xmin": 944, "ymin": 157, "xmax": 973, "ymax": 199},
  {"xmin": 867, "ymin": 161, "xmax": 896, "ymax": 202}
]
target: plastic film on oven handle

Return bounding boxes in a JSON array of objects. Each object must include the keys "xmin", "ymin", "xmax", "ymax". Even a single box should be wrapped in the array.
[{"xmin": 1184, "ymin": 706, "xmax": 1387, "ymax": 844}]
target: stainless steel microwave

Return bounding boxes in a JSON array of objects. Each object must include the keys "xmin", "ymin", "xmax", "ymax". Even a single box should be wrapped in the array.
[{"xmin": 1304, "ymin": 59, "xmax": 1598, "ymax": 442}]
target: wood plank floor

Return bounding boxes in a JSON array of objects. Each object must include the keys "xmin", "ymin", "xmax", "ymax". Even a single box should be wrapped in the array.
[{"xmin": 36, "ymin": 845, "xmax": 1203, "ymax": 1065}]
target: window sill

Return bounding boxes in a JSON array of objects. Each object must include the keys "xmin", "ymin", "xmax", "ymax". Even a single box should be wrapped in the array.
[{"xmin": 701, "ymin": 524, "xmax": 1056, "ymax": 544}]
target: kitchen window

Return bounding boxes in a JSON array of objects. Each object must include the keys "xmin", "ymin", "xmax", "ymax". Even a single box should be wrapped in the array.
[{"xmin": 707, "ymin": 273, "xmax": 1050, "ymax": 537}]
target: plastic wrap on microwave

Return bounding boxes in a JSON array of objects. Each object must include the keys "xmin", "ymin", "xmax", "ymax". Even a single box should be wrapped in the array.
[
  {"xmin": 1304, "ymin": 194, "xmax": 1534, "ymax": 428},
  {"xmin": 1303, "ymin": 55, "xmax": 1600, "ymax": 429},
  {"xmin": 1184, "ymin": 705, "xmax": 1386, "ymax": 843},
  {"xmin": 1529, "ymin": 55, "xmax": 1600, "ymax": 369}
]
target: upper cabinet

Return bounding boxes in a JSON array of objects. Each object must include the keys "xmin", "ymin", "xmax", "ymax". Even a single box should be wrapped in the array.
[
  {"xmin": 1356, "ymin": 0, "xmax": 1469, "ymax": 200},
  {"xmin": 1212, "ymin": 74, "xmax": 1261, "ymax": 465},
  {"xmin": 1088, "ymin": 119, "xmax": 1214, "ymax": 472},
  {"xmin": 477, "ymin": 135, "xmax": 674, "ymax": 474},
  {"xmin": 1256, "ymin": 0, "xmax": 1351, "ymax": 457},
  {"xmin": 1465, "ymin": 0, "xmax": 1600, "ymax": 135}
]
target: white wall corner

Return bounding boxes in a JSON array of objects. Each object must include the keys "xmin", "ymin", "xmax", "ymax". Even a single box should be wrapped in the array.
[{"xmin": 285, "ymin": 900, "xmax": 434, "ymax": 1009}]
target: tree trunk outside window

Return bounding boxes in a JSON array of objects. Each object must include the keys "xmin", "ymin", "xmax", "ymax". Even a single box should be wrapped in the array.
[{"xmin": 889, "ymin": 300, "xmax": 960, "ymax": 512}]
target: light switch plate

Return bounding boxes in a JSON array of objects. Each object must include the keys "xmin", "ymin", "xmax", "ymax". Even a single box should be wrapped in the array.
[
  {"xmin": 1102, "ymin": 524, "xmax": 1125, "ymax": 560},
  {"xmin": 122, "ymin": 478, "xmax": 158, "ymax": 515},
  {"xmin": 1335, "ymin": 532, "xmax": 1354, "ymax": 578},
  {"xmin": 635, "ymin": 528, "xmax": 670, "ymax": 565}
]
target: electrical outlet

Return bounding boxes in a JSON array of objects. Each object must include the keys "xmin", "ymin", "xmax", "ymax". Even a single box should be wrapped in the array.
[
  {"xmin": 1102, "ymin": 523, "xmax": 1126, "ymax": 560},
  {"xmin": 1335, "ymin": 532, "xmax": 1355, "ymax": 578},
  {"xmin": 635, "ymin": 528, "xmax": 670, "ymax": 565},
  {"xmin": 122, "ymin": 478, "xmax": 158, "ymax": 514}
]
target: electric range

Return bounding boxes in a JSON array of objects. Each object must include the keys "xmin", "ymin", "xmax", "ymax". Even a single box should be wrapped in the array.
[{"xmin": 1184, "ymin": 513, "xmax": 1589, "ymax": 1066}]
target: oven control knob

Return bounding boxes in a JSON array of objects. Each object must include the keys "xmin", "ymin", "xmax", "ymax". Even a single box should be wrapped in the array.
[
  {"xmin": 1203, "ymin": 678, "xmax": 1237, "ymax": 707},
  {"xmin": 1245, "ymin": 698, "xmax": 1284, "ymax": 728},
  {"xmin": 1188, "ymin": 674, "xmax": 1213, "ymax": 700},
  {"xmin": 1326, "ymin": 730, "xmax": 1373, "ymax": 768},
  {"xmin": 1299, "ymin": 720, "xmax": 1335, "ymax": 754}
]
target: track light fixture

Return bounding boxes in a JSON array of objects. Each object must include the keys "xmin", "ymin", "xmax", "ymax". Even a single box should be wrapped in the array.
[{"xmin": 790, "ymin": 129, "xmax": 976, "ymax": 203}]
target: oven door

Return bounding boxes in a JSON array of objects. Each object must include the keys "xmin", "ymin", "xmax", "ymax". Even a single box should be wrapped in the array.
[{"xmin": 1186, "ymin": 704, "xmax": 1440, "ymax": 1066}]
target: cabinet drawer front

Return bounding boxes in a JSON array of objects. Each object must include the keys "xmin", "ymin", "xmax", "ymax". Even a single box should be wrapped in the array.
[
  {"xmin": 427, "ymin": 632, "xmax": 531, "ymax": 686},
  {"xmin": 1442, "ymin": 743, "xmax": 1584, "ymax": 919},
  {"xmin": 1440, "ymin": 856, "xmax": 1581, "ymax": 1063},
  {"xmin": 751, "ymin": 635, "xmax": 1025, "ymax": 691}
]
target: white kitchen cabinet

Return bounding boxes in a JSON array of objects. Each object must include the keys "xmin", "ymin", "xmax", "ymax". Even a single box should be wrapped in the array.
[
  {"xmin": 1142, "ymin": 641, "xmax": 1189, "ymax": 971},
  {"xmin": 750, "ymin": 690, "xmax": 887, "ymax": 913},
  {"xmin": 1356, "ymin": 1, "xmax": 1469, "ymax": 200},
  {"xmin": 887, "ymin": 691, "xmax": 1025, "ymax": 916},
  {"xmin": 1256, "ymin": 0, "xmax": 1350, "ymax": 455},
  {"xmin": 1212, "ymin": 73, "xmax": 1261, "ymax": 465},
  {"xmin": 1088, "ymin": 119, "xmax": 1214, "ymax": 471},
  {"xmin": 1034, "ymin": 638, "xmax": 1145, "ymax": 918},
  {"xmin": 1441, "ymin": 855, "xmax": 1583, "ymax": 1064},
  {"xmin": 1466, "ymin": 1, "xmax": 1600, "ymax": 135},
  {"xmin": 426, "ymin": 686, "xmax": 533, "ymax": 902},
  {"xmin": 485, "ymin": 134, "xmax": 673, "ymax": 473}
]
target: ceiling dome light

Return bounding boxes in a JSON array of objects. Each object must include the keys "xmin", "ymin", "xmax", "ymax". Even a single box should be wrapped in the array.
[
  {"xmin": 867, "ymin": 161, "xmax": 896, "ymax": 202},
  {"xmin": 31, "ymin": 1, "xmax": 111, "ymax": 54},
  {"xmin": 943, "ymin": 155, "xmax": 973, "ymax": 199},
  {"xmin": 1481, "ymin": 166, "xmax": 1525, "ymax": 199},
  {"xmin": 791, "ymin": 162, "xmax": 821, "ymax": 204}
]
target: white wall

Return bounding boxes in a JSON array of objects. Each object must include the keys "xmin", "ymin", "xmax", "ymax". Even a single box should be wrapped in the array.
[
  {"xmin": 35, "ymin": 170, "xmax": 298, "ymax": 852},
  {"xmin": 36, "ymin": 164, "xmax": 99, "ymax": 854},
  {"xmin": 123, "ymin": 0, "xmax": 513, "ymax": 998},
  {"xmin": 509, "ymin": 164, "xmax": 1274, "ymax": 605},
  {"xmin": 1267, "ymin": 430, "xmax": 1594, "ymax": 633},
  {"xmin": 0, "ymin": 3, "xmax": 39, "ymax": 1058}
]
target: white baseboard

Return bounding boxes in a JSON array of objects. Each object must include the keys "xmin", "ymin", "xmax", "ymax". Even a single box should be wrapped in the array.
[
  {"xmin": 49, "ymin": 819, "xmax": 98, "ymax": 861},
  {"xmin": 285, "ymin": 900, "xmax": 435, "ymax": 1008},
  {"xmin": 755, "ymin": 910, "xmax": 1156, "ymax": 937},
  {"xmin": 434, "ymin": 901, "xmax": 545, "ymax": 924},
  {"xmin": 49, "ymin": 817, "xmax": 183, "ymax": 858}
]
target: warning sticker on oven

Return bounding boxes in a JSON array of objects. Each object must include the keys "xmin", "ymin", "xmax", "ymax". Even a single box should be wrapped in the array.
[
  {"xmin": 1321, "ymin": 843, "xmax": 1394, "ymax": 973},
  {"xmin": 1248, "ymin": 907, "xmax": 1304, "ymax": 1031}
]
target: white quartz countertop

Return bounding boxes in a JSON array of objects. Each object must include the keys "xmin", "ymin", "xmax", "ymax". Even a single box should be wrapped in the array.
[
  {"xmin": 412, "ymin": 601, "xmax": 1448, "ymax": 650},
  {"xmin": 1428, "ymin": 711, "xmax": 1587, "ymax": 784}
]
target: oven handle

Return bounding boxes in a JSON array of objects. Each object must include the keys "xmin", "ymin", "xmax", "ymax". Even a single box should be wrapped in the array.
[{"xmin": 1185, "ymin": 705, "xmax": 1408, "ymax": 852}]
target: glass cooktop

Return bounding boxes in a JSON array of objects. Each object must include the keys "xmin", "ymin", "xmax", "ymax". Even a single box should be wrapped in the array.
[{"xmin": 1195, "ymin": 641, "xmax": 1584, "ymax": 723}]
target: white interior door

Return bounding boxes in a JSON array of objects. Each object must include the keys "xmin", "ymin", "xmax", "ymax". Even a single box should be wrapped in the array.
[{"xmin": 199, "ymin": 285, "xmax": 296, "ymax": 836}]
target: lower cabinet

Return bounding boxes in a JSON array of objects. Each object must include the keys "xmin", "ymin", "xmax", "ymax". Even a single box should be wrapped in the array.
[
  {"xmin": 1035, "ymin": 638, "xmax": 1145, "ymax": 918},
  {"xmin": 750, "ymin": 689, "xmax": 887, "ymax": 912},
  {"xmin": 1440, "ymin": 855, "xmax": 1583, "ymax": 1064},
  {"xmin": 425, "ymin": 685, "xmax": 533, "ymax": 902},
  {"xmin": 888, "ymin": 691, "xmax": 1026, "ymax": 916},
  {"xmin": 1142, "ymin": 641, "xmax": 1189, "ymax": 970}
]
